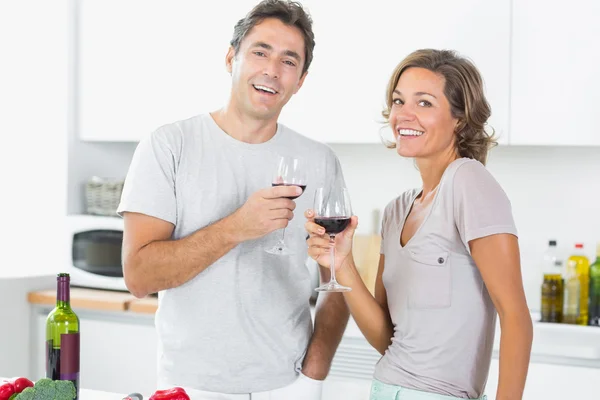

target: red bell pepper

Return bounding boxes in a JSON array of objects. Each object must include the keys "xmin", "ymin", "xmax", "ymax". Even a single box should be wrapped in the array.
[
  {"xmin": 0, "ymin": 382, "xmax": 15, "ymax": 400},
  {"xmin": 149, "ymin": 387, "xmax": 190, "ymax": 400}
]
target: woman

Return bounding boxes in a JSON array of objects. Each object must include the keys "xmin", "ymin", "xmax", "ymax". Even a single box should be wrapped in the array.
[{"xmin": 305, "ymin": 49, "xmax": 533, "ymax": 400}]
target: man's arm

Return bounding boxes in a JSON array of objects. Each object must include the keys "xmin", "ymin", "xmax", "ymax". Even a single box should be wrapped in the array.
[
  {"xmin": 122, "ymin": 185, "xmax": 302, "ymax": 298},
  {"xmin": 301, "ymin": 264, "xmax": 350, "ymax": 380}
]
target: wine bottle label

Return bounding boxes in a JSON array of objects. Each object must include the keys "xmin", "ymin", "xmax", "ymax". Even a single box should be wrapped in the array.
[{"xmin": 60, "ymin": 332, "xmax": 80, "ymax": 380}]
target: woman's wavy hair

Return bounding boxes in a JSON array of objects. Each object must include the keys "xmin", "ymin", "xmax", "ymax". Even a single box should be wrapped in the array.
[{"xmin": 381, "ymin": 49, "xmax": 497, "ymax": 165}]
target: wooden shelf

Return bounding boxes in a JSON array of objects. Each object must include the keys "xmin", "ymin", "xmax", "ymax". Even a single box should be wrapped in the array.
[{"xmin": 28, "ymin": 288, "xmax": 157, "ymax": 314}]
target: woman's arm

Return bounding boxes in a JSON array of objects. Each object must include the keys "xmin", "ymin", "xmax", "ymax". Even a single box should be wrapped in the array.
[
  {"xmin": 470, "ymin": 233, "xmax": 533, "ymax": 400},
  {"xmin": 305, "ymin": 210, "xmax": 394, "ymax": 355},
  {"xmin": 337, "ymin": 255, "xmax": 394, "ymax": 355}
]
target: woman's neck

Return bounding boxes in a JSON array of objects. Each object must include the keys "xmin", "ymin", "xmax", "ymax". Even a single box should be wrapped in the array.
[{"xmin": 415, "ymin": 151, "xmax": 460, "ymax": 200}]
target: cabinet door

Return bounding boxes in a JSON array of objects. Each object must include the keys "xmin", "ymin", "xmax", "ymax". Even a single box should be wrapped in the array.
[
  {"xmin": 510, "ymin": 1, "xmax": 600, "ymax": 145},
  {"xmin": 79, "ymin": 0, "xmax": 510, "ymax": 144},
  {"xmin": 278, "ymin": 0, "xmax": 511, "ymax": 144},
  {"xmin": 79, "ymin": 0, "xmax": 258, "ymax": 142}
]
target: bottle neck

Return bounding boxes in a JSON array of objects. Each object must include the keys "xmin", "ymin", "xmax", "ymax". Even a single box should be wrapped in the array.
[{"xmin": 56, "ymin": 279, "xmax": 70, "ymax": 307}]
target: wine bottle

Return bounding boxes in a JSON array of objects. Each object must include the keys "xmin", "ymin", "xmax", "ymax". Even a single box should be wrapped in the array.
[
  {"xmin": 46, "ymin": 273, "xmax": 80, "ymax": 399},
  {"xmin": 589, "ymin": 243, "xmax": 600, "ymax": 326}
]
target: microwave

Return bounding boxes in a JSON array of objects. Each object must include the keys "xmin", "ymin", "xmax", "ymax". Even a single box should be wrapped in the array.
[{"xmin": 65, "ymin": 215, "xmax": 128, "ymax": 291}]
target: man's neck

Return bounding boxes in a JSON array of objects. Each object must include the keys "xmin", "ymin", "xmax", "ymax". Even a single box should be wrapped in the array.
[{"xmin": 210, "ymin": 105, "xmax": 279, "ymax": 144}]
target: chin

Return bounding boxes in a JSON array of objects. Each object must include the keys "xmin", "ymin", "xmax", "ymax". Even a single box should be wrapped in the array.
[{"xmin": 396, "ymin": 146, "xmax": 419, "ymax": 158}]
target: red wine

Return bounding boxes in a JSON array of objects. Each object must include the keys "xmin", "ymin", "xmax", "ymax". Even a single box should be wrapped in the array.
[
  {"xmin": 271, "ymin": 183, "xmax": 306, "ymax": 200},
  {"xmin": 314, "ymin": 217, "xmax": 351, "ymax": 234}
]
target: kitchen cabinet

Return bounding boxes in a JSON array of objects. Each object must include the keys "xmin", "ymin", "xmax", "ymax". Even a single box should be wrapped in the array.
[
  {"xmin": 485, "ymin": 358, "xmax": 600, "ymax": 399},
  {"xmin": 77, "ymin": 0, "xmax": 510, "ymax": 144},
  {"xmin": 510, "ymin": 0, "xmax": 600, "ymax": 146}
]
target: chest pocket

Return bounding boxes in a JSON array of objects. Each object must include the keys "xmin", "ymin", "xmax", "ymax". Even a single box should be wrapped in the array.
[{"xmin": 407, "ymin": 251, "xmax": 451, "ymax": 309}]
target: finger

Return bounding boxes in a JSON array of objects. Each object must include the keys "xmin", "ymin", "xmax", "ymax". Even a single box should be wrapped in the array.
[
  {"xmin": 342, "ymin": 215, "xmax": 359, "ymax": 238},
  {"xmin": 263, "ymin": 185, "xmax": 303, "ymax": 200},
  {"xmin": 304, "ymin": 209, "xmax": 315, "ymax": 221},
  {"xmin": 273, "ymin": 218, "xmax": 290, "ymax": 230},
  {"xmin": 308, "ymin": 246, "xmax": 330, "ymax": 261},
  {"xmin": 307, "ymin": 237, "xmax": 331, "ymax": 249},
  {"xmin": 271, "ymin": 209, "xmax": 293, "ymax": 221},
  {"xmin": 268, "ymin": 198, "xmax": 296, "ymax": 211},
  {"xmin": 305, "ymin": 221, "xmax": 326, "ymax": 236}
]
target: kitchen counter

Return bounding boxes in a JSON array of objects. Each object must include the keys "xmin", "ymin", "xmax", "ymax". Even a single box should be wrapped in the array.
[{"xmin": 26, "ymin": 287, "xmax": 600, "ymax": 366}]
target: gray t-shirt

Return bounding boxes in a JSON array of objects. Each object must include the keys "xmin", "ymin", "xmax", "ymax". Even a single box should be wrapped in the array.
[
  {"xmin": 117, "ymin": 113, "xmax": 345, "ymax": 393},
  {"xmin": 374, "ymin": 157, "xmax": 518, "ymax": 399}
]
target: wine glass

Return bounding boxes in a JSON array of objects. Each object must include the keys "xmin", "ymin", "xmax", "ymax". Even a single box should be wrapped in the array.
[
  {"xmin": 265, "ymin": 156, "xmax": 308, "ymax": 255},
  {"xmin": 313, "ymin": 187, "xmax": 352, "ymax": 292}
]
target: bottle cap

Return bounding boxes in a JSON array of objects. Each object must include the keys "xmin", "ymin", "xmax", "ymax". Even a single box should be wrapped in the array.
[
  {"xmin": 575, "ymin": 243, "xmax": 584, "ymax": 249},
  {"xmin": 549, "ymin": 240, "xmax": 557, "ymax": 246},
  {"xmin": 57, "ymin": 272, "xmax": 70, "ymax": 281}
]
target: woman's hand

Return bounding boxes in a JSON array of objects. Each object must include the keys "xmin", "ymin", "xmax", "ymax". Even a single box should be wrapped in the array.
[{"xmin": 304, "ymin": 209, "xmax": 358, "ymax": 272}]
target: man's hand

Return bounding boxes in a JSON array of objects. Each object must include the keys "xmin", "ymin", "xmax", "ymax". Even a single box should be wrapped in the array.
[{"xmin": 230, "ymin": 185, "xmax": 301, "ymax": 242}]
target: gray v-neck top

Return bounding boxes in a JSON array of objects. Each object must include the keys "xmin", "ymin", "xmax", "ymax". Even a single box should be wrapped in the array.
[{"xmin": 374, "ymin": 158, "xmax": 518, "ymax": 399}]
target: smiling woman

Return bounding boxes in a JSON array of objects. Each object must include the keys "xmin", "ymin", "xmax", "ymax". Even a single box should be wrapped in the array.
[
  {"xmin": 305, "ymin": 49, "xmax": 533, "ymax": 400},
  {"xmin": 381, "ymin": 49, "xmax": 497, "ymax": 166}
]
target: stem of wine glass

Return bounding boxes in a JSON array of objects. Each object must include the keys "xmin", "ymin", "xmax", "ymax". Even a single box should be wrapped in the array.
[
  {"xmin": 281, "ymin": 227, "xmax": 287, "ymax": 245},
  {"xmin": 329, "ymin": 234, "xmax": 337, "ymax": 284}
]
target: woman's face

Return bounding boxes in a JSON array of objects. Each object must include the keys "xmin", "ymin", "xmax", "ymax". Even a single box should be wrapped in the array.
[{"xmin": 389, "ymin": 67, "xmax": 459, "ymax": 159}]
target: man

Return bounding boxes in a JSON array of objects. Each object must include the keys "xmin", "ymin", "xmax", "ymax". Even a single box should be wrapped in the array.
[{"xmin": 117, "ymin": 1, "xmax": 350, "ymax": 398}]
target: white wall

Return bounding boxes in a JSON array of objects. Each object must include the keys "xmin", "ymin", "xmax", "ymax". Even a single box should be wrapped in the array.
[
  {"xmin": 0, "ymin": 0, "xmax": 68, "ymax": 276},
  {"xmin": 330, "ymin": 143, "xmax": 600, "ymax": 311}
]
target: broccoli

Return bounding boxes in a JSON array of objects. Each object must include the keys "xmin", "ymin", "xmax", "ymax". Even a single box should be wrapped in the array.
[
  {"xmin": 53, "ymin": 381, "xmax": 76, "ymax": 400},
  {"xmin": 13, "ymin": 387, "xmax": 35, "ymax": 400},
  {"xmin": 13, "ymin": 379, "xmax": 76, "ymax": 400}
]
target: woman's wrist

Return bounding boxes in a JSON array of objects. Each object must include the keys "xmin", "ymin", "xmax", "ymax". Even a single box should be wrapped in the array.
[{"xmin": 336, "ymin": 256, "xmax": 360, "ymax": 286}]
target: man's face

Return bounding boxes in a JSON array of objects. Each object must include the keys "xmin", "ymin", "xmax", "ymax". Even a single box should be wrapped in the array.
[{"xmin": 226, "ymin": 18, "xmax": 307, "ymax": 121}]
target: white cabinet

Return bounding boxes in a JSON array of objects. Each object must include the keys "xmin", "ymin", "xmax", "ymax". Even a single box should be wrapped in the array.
[
  {"xmin": 282, "ymin": 0, "xmax": 511, "ymax": 145},
  {"xmin": 78, "ymin": 0, "xmax": 510, "ymax": 144},
  {"xmin": 78, "ymin": 0, "xmax": 258, "ymax": 142},
  {"xmin": 32, "ymin": 310, "xmax": 157, "ymax": 396},
  {"xmin": 510, "ymin": 1, "xmax": 600, "ymax": 146},
  {"xmin": 484, "ymin": 358, "xmax": 600, "ymax": 399}
]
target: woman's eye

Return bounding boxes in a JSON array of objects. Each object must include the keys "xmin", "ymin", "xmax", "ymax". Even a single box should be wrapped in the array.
[
  {"xmin": 418, "ymin": 100, "xmax": 432, "ymax": 107},
  {"xmin": 392, "ymin": 98, "xmax": 403, "ymax": 105}
]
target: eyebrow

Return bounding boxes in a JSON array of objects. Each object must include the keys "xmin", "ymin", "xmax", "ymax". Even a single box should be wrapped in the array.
[
  {"xmin": 251, "ymin": 41, "xmax": 302, "ymax": 63},
  {"xmin": 393, "ymin": 89, "xmax": 437, "ymax": 99}
]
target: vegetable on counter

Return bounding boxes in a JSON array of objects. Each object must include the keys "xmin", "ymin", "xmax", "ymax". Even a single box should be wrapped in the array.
[
  {"xmin": 8, "ymin": 378, "xmax": 76, "ymax": 400},
  {"xmin": 0, "ymin": 381, "xmax": 15, "ymax": 400},
  {"xmin": 149, "ymin": 387, "xmax": 190, "ymax": 400}
]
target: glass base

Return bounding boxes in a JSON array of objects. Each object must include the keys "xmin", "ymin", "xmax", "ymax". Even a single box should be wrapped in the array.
[
  {"xmin": 314, "ymin": 281, "xmax": 352, "ymax": 292},
  {"xmin": 265, "ymin": 242, "xmax": 295, "ymax": 256}
]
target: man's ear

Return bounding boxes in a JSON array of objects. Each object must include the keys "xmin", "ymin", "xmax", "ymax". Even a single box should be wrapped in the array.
[
  {"xmin": 225, "ymin": 46, "xmax": 235, "ymax": 74},
  {"xmin": 293, "ymin": 71, "xmax": 308, "ymax": 94}
]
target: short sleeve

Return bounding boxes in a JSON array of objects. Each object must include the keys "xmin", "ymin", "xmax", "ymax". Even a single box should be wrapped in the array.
[
  {"xmin": 453, "ymin": 161, "xmax": 517, "ymax": 252},
  {"xmin": 117, "ymin": 127, "xmax": 180, "ymax": 225}
]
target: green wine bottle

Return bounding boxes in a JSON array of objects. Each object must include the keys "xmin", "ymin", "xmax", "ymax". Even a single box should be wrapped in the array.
[
  {"xmin": 46, "ymin": 273, "xmax": 80, "ymax": 399},
  {"xmin": 589, "ymin": 243, "xmax": 600, "ymax": 326}
]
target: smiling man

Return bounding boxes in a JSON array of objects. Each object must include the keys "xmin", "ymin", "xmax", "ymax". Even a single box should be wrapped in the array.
[{"xmin": 117, "ymin": 1, "xmax": 349, "ymax": 399}]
